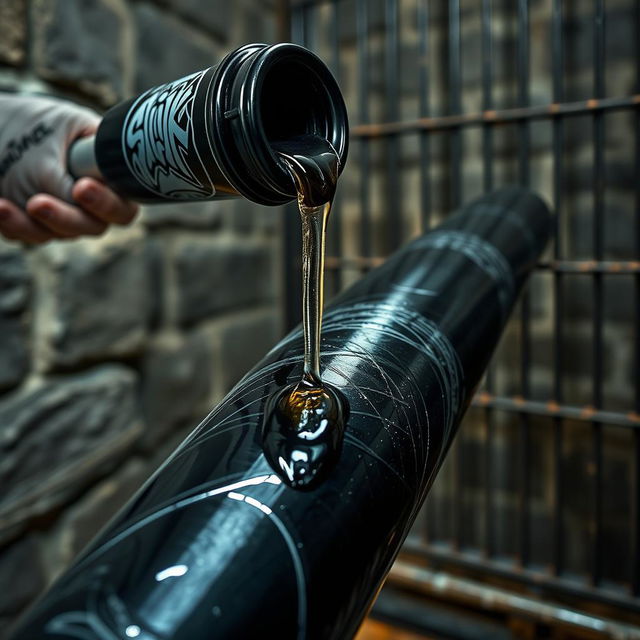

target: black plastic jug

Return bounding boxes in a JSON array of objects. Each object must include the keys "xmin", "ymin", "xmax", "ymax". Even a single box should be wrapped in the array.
[{"xmin": 68, "ymin": 43, "xmax": 349, "ymax": 206}]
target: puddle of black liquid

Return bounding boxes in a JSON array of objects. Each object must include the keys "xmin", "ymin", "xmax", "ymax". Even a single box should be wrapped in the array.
[
  {"xmin": 262, "ymin": 134, "xmax": 348, "ymax": 491},
  {"xmin": 263, "ymin": 378, "xmax": 348, "ymax": 491}
]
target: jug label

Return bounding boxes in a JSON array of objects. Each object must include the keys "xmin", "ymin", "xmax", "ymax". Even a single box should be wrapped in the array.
[{"xmin": 122, "ymin": 70, "xmax": 215, "ymax": 200}]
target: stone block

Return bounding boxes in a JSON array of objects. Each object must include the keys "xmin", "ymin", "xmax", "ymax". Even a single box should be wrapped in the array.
[
  {"xmin": 564, "ymin": 160, "xmax": 635, "ymax": 205},
  {"xmin": 562, "ymin": 6, "xmax": 636, "ymax": 81},
  {"xmin": 457, "ymin": 436, "xmax": 485, "ymax": 489},
  {"xmin": 488, "ymin": 425, "xmax": 520, "ymax": 494},
  {"xmin": 528, "ymin": 509, "xmax": 554, "ymax": 567},
  {"xmin": 35, "ymin": 231, "xmax": 150, "ymax": 370},
  {"xmin": 457, "ymin": 493, "xmax": 486, "ymax": 549},
  {"xmin": 563, "ymin": 274, "xmax": 635, "ymax": 325},
  {"xmin": 32, "ymin": 0, "xmax": 132, "ymax": 105},
  {"xmin": 224, "ymin": 199, "xmax": 261, "ymax": 235},
  {"xmin": 256, "ymin": 204, "xmax": 282, "ymax": 234},
  {"xmin": 528, "ymin": 323, "xmax": 598, "ymax": 379},
  {"xmin": 367, "ymin": 39, "xmax": 439, "ymax": 102},
  {"xmin": 560, "ymin": 176, "xmax": 635, "ymax": 265},
  {"xmin": 602, "ymin": 523, "xmax": 631, "ymax": 584},
  {"xmin": 490, "ymin": 496, "xmax": 519, "ymax": 557},
  {"xmin": 0, "ymin": 0, "xmax": 26, "ymax": 67},
  {"xmin": 527, "ymin": 270, "xmax": 553, "ymax": 322},
  {"xmin": 174, "ymin": 237, "xmax": 275, "ymax": 326},
  {"xmin": 231, "ymin": 0, "xmax": 276, "ymax": 44},
  {"xmin": 223, "ymin": 198, "xmax": 282, "ymax": 235},
  {"xmin": 562, "ymin": 193, "xmax": 637, "ymax": 262},
  {"xmin": 0, "ymin": 364, "xmax": 141, "ymax": 516},
  {"xmin": 61, "ymin": 458, "xmax": 149, "ymax": 559},
  {"xmin": 0, "ymin": 316, "xmax": 29, "ymax": 391},
  {"xmin": 144, "ymin": 234, "xmax": 164, "ymax": 330},
  {"xmin": 215, "ymin": 307, "xmax": 280, "ymax": 392},
  {"xmin": 0, "ymin": 239, "xmax": 31, "ymax": 314},
  {"xmin": 134, "ymin": 3, "xmax": 220, "ymax": 93},
  {"xmin": 0, "ymin": 241, "xmax": 30, "ymax": 314},
  {"xmin": 0, "ymin": 241, "xmax": 30, "ymax": 389},
  {"xmin": 163, "ymin": 0, "xmax": 230, "ymax": 41},
  {"xmin": 0, "ymin": 536, "xmax": 46, "ymax": 616},
  {"xmin": 559, "ymin": 8, "xmax": 636, "ymax": 101},
  {"xmin": 141, "ymin": 200, "xmax": 224, "ymax": 230},
  {"xmin": 140, "ymin": 330, "xmax": 213, "ymax": 448},
  {"xmin": 605, "ymin": 110, "xmax": 637, "ymax": 156},
  {"xmin": 336, "ymin": 3, "xmax": 392, "ymax": 44}
]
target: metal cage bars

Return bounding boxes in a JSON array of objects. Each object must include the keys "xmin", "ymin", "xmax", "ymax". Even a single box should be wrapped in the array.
[{"xmin": 283, "ymin": 0, "xmax": 640, "ymax": 620}]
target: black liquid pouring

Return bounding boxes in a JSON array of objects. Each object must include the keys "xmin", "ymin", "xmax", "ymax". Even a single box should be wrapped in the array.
[{"xmin": 262, "ymin": 135, "xmax": 348, "ymax": 491}]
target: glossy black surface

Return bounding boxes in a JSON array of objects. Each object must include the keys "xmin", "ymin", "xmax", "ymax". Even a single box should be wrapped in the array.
[
  {"xmin": 262, "ymin": 379, "xmax": 349, "ymax": 491},
  {"xmin": 273, "ymin": 135, "xmax": 341, "ymax": 207},
  {"xmin": 11, "ymin": 188, "xmax": 551, "ymax": 640}
]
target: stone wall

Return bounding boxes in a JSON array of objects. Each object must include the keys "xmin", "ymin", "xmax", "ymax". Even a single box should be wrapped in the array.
[{"xmin": 0, "ymin": 1, "xmax": 281, "ymax": 633}]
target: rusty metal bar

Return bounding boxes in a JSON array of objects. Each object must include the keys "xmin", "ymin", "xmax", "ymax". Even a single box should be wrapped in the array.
[
  {"xmin": 328, "ymin": 0, "xmax": 343, "ymax": 295},
  {"xmin": 356, "ymin": 0, "xmax": 371, "ymax": 265},
  {"xmin": 517, "ymin": 0, "xmax": 532, "ymax": 570},
  {"xmin": 482, "ymin": 0, "xmax": 496, "ymax": 561},
  {"xmin": 448, "ymin": 0, "xmax": 462, "ymax": 210},
  {"xmin": 539, "ymin": 260, "xmax": 640, "ymax": 274},
  {"xmin": 517, "ymin": 0, "xmax": 531, "ymax": 187},
  {"xmin": 449, "ymin": 0, "xmax": 463, "ymax": 546},
  {"xmin": 384, "ymin": 0, "xmax": 401, "ymax": 252},
  {"xmin": 276, "ymin": 0, "xmax": 292, "ymax": 42},
  {"xmin": 414, "ymin": 4, "xmax": 451, "ymax": 559},
  {"xmin": 417, "ymin": 0, "xmax": 430, "ymax": 231},
  {"xmin": 401, "ymin": 545, "xmax": 640, "ymax": 615},
  {"xmin": 351, "ymin": 94, "xmax": 640, "ymax": 138},
  {"xmin": 282, "ymin": 4, "xmax": 307, "ymax": 331},
  {"xmin": 473, "ymin": 393, "xmax": 640, "ymax": 430},
  {"xmin": 633, "ymin": 0, "xmax": 640, "ymax": 598},
  {"xmin": 290, "ymin": 1, "xmax": 305, "ymax": 44},
  {"xmin": 482, "ymin": 0, "xmax": 494, "ymax": 193},
  {"xmin": 591, "ymin": 0, "xmax": 606, "ymax": 588},
  {"xmin": 551, "ymin": 0, "xmax": 565, "ymax": 578},
  {"xmin": 389, "ymin": 559, "xmax": 640, "ymax": 635},
  {"xmin": 416, "ymin": 0, "xmax": 430, "ymax": 550},
  {"xmin": 289, "ymin": 0, "xmax": 338, "ymax": 7},
  {"xmin": 325, "ymin": 256, "xmax": 640, "ymax": 274},
  {"xmin": 302, "ymin": 2, "xmax": 315, "ymax": 49}
]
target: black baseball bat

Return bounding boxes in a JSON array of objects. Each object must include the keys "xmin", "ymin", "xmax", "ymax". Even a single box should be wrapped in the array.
[{"xmin": 11, "ymin": 187, "xmax": 551, "ymax": 640}]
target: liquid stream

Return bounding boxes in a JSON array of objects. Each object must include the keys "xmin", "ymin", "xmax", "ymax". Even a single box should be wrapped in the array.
[{"xmin": 262, "ymin": 135, "xmax": 348, "ymax": 491}]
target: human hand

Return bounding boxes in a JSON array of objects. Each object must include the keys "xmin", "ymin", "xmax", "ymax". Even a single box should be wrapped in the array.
[{"xmin": 0, "ymin": 94, "xmax": 138, "ymax": 244}]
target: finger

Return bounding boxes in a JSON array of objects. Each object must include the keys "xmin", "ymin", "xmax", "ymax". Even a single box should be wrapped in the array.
[
  {"xmin": 0, "ymin": 198, "xmax": 56, "ymax": 244},
  {"xmin": 73, "ymin": 178, "xmax": 139, "ymax": 225},
  {"xmin": 27, "ymin": 194, "xmax": 108, "ymax": 238}
]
